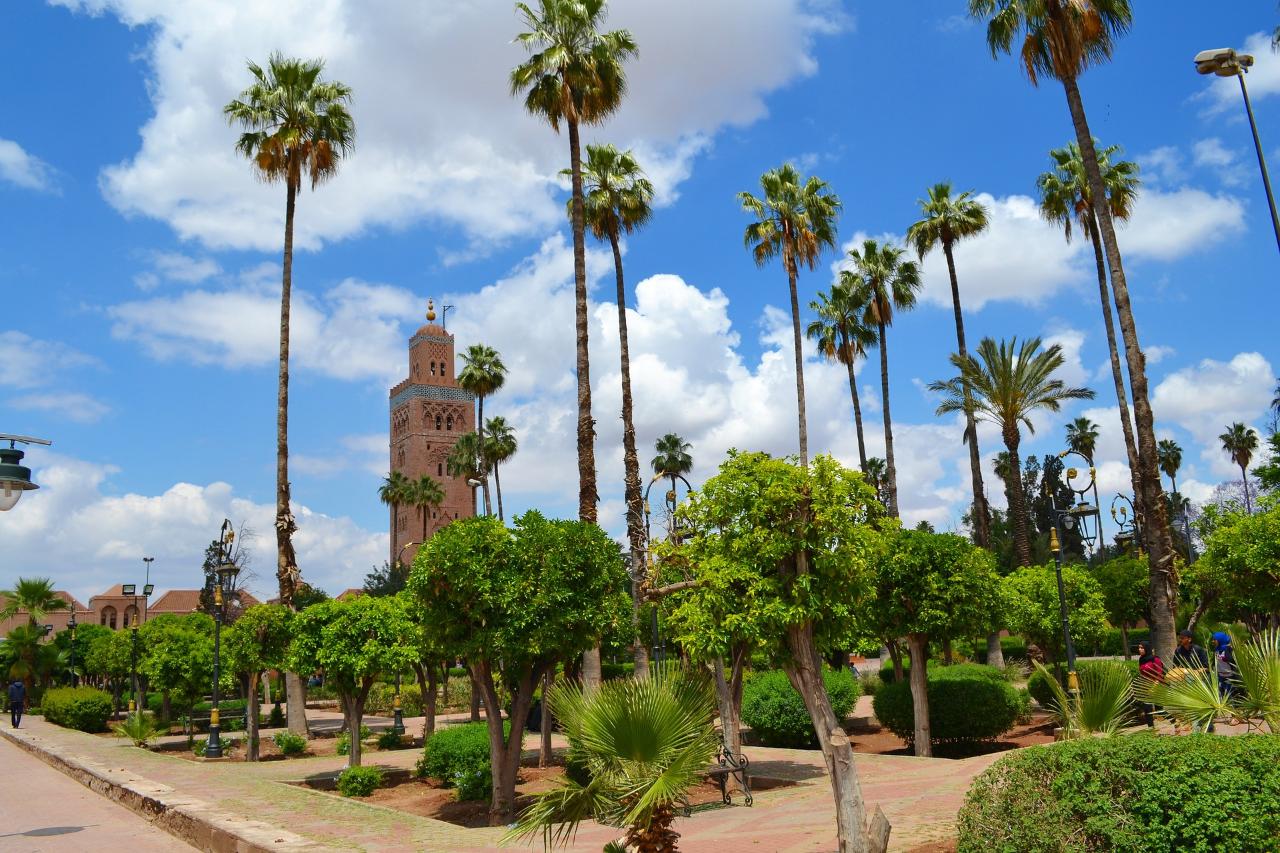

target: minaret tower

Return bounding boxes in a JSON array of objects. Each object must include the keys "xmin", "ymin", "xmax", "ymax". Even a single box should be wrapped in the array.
[{"xmin": 388, "ymin": 299, "xmax": 475, "ymax": 564}]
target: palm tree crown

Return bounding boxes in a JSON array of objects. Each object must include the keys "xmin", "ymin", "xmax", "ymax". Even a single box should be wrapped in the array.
[
  {"xmin": 739, "ymin": 164, "xmax": 842, "ymax": 274},
  {"xmin": 1220, "ymin": 422, "xmax": 1260, "ymax": 513},
  {"xmin": 1157, "ymin": 439, "xmax": 1182, "ymax": 483},
  {"xmin": 905, "ymin": 182, "xmax": 990, "ymax": 258},
  {"xmin": 1037, "ymin": 140, "xmax": 1139, "ymax": 242},
  {"xmin": 459, "ymin": 344, "xmax": 507, "ymax": 517},
  {"xmin": 970, "ymin": 0, "xmax": 1133, "ymax": 86},
  {"xmin": 1065, "ymin": 416, "xmax": 1100, "ymax": 462},
  {"xmin": 0, "ymin": 577, "xmax": 68, "ymax": 625},
  {"xmin": 651, "ymin": 434, "xmax": 692, "ymax": 478},
  {"xmin": 485, "ymin": 416, "xmax": 519, "ymax": 523},
  {"xmin": 806, "ymin": 282, "xmax": 876, "ymax": 471},
  {"xmin": 572, "ymin": 143, "xmax": 654, "ymax": 241},
  {"xmin": 845, "ymin": 240, "xmax": 921, "ymax": 330}
]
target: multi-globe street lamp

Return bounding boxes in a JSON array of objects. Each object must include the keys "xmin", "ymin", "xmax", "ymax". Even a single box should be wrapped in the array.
[
  {"xmin": 1195, "ymin": 47, "xmax": 1280, "ymax": 256},
  {"xmin": 1048, "ymin": 449, "xmax": 1101, "ymax": 693},
  {"xmin": 205, "ymin": 519, "xmax": 240, "ymax": 759},
  {"xmin": 0, "ymin": 434, "xmax": 52, "ymax": 512},
  {"xmin": 625, "ymin": 471, "xmax": 694, "ymax": 669},
  {"xmin": 1111, "ymin": 493, "xmax": 1141, "ymax": 556}
]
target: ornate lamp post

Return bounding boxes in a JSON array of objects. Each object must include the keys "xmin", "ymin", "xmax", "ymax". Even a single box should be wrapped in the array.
[
  {"xmin": 67, "ymin": 612, "xmax": 78, "ymax": 687},
  {"xmin": 1049, "ymin": 450, "xmax": 1101, "ymax": 693},
  {"xmin": 1111, "ymin": 493, "xmax": 1141, "ymax": 556},
  {"xmin": 0, "ymin": 434, "xmax": 52, "ymax": 512},
  {"xmin": 205, "ymin": 519, "xmax": 239, "ymax": 759}
]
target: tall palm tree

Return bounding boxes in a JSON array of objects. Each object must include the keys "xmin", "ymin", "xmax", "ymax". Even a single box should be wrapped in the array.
[
  {"xmin": 739, "ymin": 164, "xmax": 842, "ymax": 467},
  {"xmin": 572, "ymin": 143, "xmax": 654, "ymax": 663},
  {"xmin": 458, "ymin": 344, "xmax": 507, "ymax": 517},
  {"xmin": 225, "ymin": 55, "xmax": 354, "ymax": 612},
  {"xmin": 410, "ymin": 475, "xmax": 446, "ymax": 540},
  {"xmin": 864, "ymin": 457, "xmax": 887, "ymax": 506},
  {"xmin": 378, "ymin": 471, "xmax": 410, "ymax": 563},
  {"xmin": 931, "ymin": 337, "xmax": 1095, "ymax": 566},
  {"xmin": 806, "ymin": 282, "xmax": 877, "ymax": 472},
  {"xmin": 1220, "ymin": 423, "xmax": 1260, "ymax": 513},
  {"xmin": 0, "ymin": 577, "xmax": 67, "ymax": 626},
  {"xmin": 447, "ymin": 432, "xmax": 486, "ymax": 516},
  {"xmin": 511, "ymin": 0, "xmax": 637, "ymax": 529},
  {"xmin": 1037, "ymin": 140, "xmax": 1142, "ymax": 505},
  {"xmin": 651, "ymin": 433, "xmax": 693, "ymax": 485},
  {"xmin": 843, "ymin": 239, "xmax": 922, "ymax": 518},
  {"xmin": 1065, "ymin": 416, "xmax": 1100, "ymax": 462},
  {"xmin": 969, "ymin": 0, "xmax": 1180, "ymax": 661},
  {"xmin": 906, "ymin": 182, "xmax": 992, "ymax": 546},
  {"xmin": 1157, "ymin": 439, "xmax": 1182, "ymax": 497},
  {"xmin": 484, "ymin": 417, "xmax": 519, "ymax": 523}
]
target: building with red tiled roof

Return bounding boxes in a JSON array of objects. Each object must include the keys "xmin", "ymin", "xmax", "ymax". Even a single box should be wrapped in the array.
[
  {"xmin": 335, "ymin": 588, "xmax": 364, "ymax": 601},
  {"xmin": 0, "ymin": 590, "xmax": 90, "ymax": 638}
]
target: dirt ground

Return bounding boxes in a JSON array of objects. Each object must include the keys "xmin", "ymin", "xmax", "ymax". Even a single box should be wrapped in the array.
[{"xmin": 846, "ymin": 713, "xmax": 1058, "ymax": 758}]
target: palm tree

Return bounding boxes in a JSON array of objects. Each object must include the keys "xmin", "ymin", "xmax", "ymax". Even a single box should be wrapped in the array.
[
  {"xmin": 573, "ymin": 143, "xmax": 654, "ymax": 673},
  {"xmin": 906, "ymin": 182, "xmax": 992, "ymax": 546},
  {"xmin": 864, "ymin": 457, "xmax": 887, "ymax": 505},
  {"xmin": 511, "ymin": 0, "xmax": 637, "ymax": 530},
  {"xmin": 458, "ymin": 344, "xmax": 507, "ymax": 517},
  {"xmin": 484, "ymin": 417, "xmax": 519, "ymax": 523},
  {"xmin": 447, "ymin": 432, "xmax": 486, "ymax": 515},
  {"xmin": 1220, "ymin": 423, "xmax": 1260, "ymax": 513},
  {"xmin": 378, "ymin": 471, "xmax": 410, "ymax": 563},
  {"xmin": 844, "ymin": 239, "xmax": 922, "ymax": 518},
  {"xmin": 931, "ymin": 337, "xmax": 1096, "ymax": 566},
  {"xmin": 0, "ymin": 577, "xmax": 68, "ymax": 625},
  {"xmin": 4, "ymin": 624, "xmax": 45, "ymax": 694},
  {"xmin": 1065, "ymin": 416, "xmax": 1100, "ymax": 462},
  {"xmin": 970, "ymin": 0, "xmax": 1180, "ymax": 660},
  {"xmin": 1037, "ymin": 140, "xmax": 1142, "ymax": 506},
  {"xmin": 806, "ymin": 282, "xmax": 877, "ymax": 471},
  {"xmin": 739, "ymin": 164, "xmax": 842, "ymax": 467},
  {"xmin": 1156, "ymin": 439, "xmax": 1182, "ymax": 496},
  {"xmin": 652, "ymin": 433, "xmax": 693, "ymax": 491},
  {"xmin": 225, "ymin": 55, "xmax": 354, "ymax": 612},
  {"xmin": 410, "ymin": 475, "xmax": 446, "ymax": 541},
  {"xmin": 508, "ymin": 667, "xmax": 719, "ymax": 852}
]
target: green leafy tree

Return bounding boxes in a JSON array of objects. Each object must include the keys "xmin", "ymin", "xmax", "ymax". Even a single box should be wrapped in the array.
[
  {"xmin": 3, "ymin": 625, "xmax": 47, "ymax": 693},
  {"xmin": 409, "ymin": 512, "xmax": 629, "ymax": 824},
  {"xmin": 1090, "ymin": 554, "xmax": 1148, "ymax": 658},
  {"xmin": 739, "ymin": 163, "xmax": 842, "ymax": 467},
  {"xmin": 931, "ymin": 337, "xmax": 1094, "ymax": 566},
  {"xmin": 511, "ymin": 0, "xmax": 637, "ymax": 535},
  {"xmin": 408, "ymin": 474, "xmax": 446, "ymax": 540},
  {"xmin": 223, "ymin": 604, "xmax": 293, "ymax": 761},
  {"xmin": 141, "ymin": 628, "xmax": 215, "ymax": 737},
  {"xmin": 1192, "ymin": 496, "xmax": 1280, "ymax": 634},
  {"xmin": 484, "ymin": 416, "xmax": 519, "ymax": 522},
  {"xmin": 667, "ymin": 451, "xmax": 884, "ymax": 853},
  {"xmin": 844, "ymin": 239, "xmax": 922, "ymax": 518},
  {"xmin": 970, "ymin": 0, "xmax": 1179, "ymax": 663},
  {"xmin": 85, "ymin": 630, "xmax": 132, "ymax": 711},
  {"xmin": 1002, "ymin": 563, "xmax": 1108, "ymax": 664},
  {"xmin": 1253, "ymin": 431, "xmax": 1280, "ymax": 494},
  {"xmin": 1220, "ymin": 422, "xmax": 1260, "ymax": 513},
  {"xmin": 0, "ymin": 577, "xmax": 68, "ymax": 625},
  {"xmin": 291, "ymin": 583, "xmax": 329, "ymax": 611},
  {"xmin": 362, "ymin": 561, "xmax": 409, "ymax": 597},
  {"xmin": 289, "ymin": 595, "xmax": 415, "ymax": 768},
  {"xmin": 458, "ymin": 344, "xmax": 507, "ymax": 516},
  {"xmin": 906, "ymin": 183, "xmax": 993, "ymax": 547},
  {"xmin": 870, "ymin": 530, "xmax": 1003, "ymax": 756},
  {"xmin": 807, "ymin": 282, "xmax": 877, "ymax": 472},
  {"xmin": 864, "ymin": 457, "xmax": 887, "ymax": 505}
]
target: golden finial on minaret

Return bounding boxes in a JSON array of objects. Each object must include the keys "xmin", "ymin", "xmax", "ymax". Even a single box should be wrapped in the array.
[{"xmin": 426, "ymin": 298, "xmax": 437, "ymax": 322}]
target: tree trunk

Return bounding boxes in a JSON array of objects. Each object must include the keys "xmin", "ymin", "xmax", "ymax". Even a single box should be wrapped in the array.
[
  {"xmin": 469, "ymin": 667, "xmax": 481, "ymax": 723},
  {"xmin": 942, "ymin": 242, "xmax": 989, "ymax": 548},
  {"xmin": 713, "ymin": 651, "xmax": 748, "ymax": 796},
  {"xmin": 840, "ymin": 328, "xmax": 869, "ymax": 472},
  {"xmin": 246, "ymin": 670, "xmax": 261, "ymax": 762},
  {"xmin": 877, "ymin": 322, "xmax": 899, "ymax": 517},
  {"xmin": 1240, "ymin": 464, "xmax": 1253, "ymax": 514},
  {"xmin": 161, "ymin": 689, "xmax": 172, "ymax": 724},
  {"xmin": 784, "ymin": 249, "xmax": 810, "ymax": 467},
  {"xmin": 986, "ymin": 634, "xmax": 1005, "ymax": 669},
  {"xmin": 566, "ymin": 115, "xmax": 597, "ymax": 524},
  {"xmin": 539, "ymin": 669, "xmax": 554, "ymax": 768},
  {"xmin": 1186, "ymin": 594, "xmax": 1216, "ymax": 634},
  {"xmin": 477, "ymin": 395, "xmax": 492, "ymax": 517},
  {"xmin": 1003, "ymin": 427, "xmax": 1032, "ymax": 567},
  {"xmin": 342, "ymin": 691, "xmax": 368, "ymax": 769},
  {"xmin": 475, "ymin": 661, "xmax": 539, "ymax": 826},
  {"xmin": 286, "ymin": 672, "xmax": 308, "ymax": 736},
  {"xmin": 441, "ymin": 662, "xmax": 450, "ymax": 707},
  {"xmin": 1060, "ymin": 73, "xmax": 1177, "ymax": 663},
  {"xmin": 887, "ymin": 640, "xmax": 904, "ymax": 682},
  {"xmin": 1120, "ymin": 624, "xmax": 1130, "ymax": 661},
  {"xmin": 276, "ymin": 177, "xmax": 301, "ymax": 607},
  {"xmin": 942, "ymin": 637, "xmax": 953, "ymax": 666},
  {"xmin": 906, "ymin": 634, "xmax": 931, "ymax": 757},
  {"xmin": 494, "ymin": 463, "xmax": 504, "ymax": 522},
  {"xmin": 414, "ymin": 662, "xmax": 438, "ymax": 738},
  {"xmin": 262, "ymin": 673, "xmax": 272, "ymax": 707}
]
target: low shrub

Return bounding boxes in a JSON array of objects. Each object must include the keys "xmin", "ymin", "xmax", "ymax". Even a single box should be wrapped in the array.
[
  {"xmin": 266, "ymin": 703, "xmax": 286, "ymax": 728},
  {"xmin": 1097, "ymin": 626, "xmax": 1149, "ymax": 657},
  {"xmin": 416, "ymin": 721, "xmax": 506, "ymax": 801},
  {"xmin": 1026, "ymin": 660, "xmax": 1140, "ymax": 710},
  {"xmin": 366, "ymin": 682, "xmax": 423, "ymax": 718},
  {"xmin": 741, "ymin": 669, "xmax": 861, "ymax": 748},
  {"xmin": 973, "ymin": 637, "xmax": 1029, "ymax": 665},
  {"xmin": 958, "ymin": 734, "xmax": 1280, "ymax": 852},
  {"xmin": 872, "ymin": 664, "xmax": 1021, "ymax": 746},
  {"xmin": 336, "ymin": 765, "xmax": 384, "ymax": 798},
  {"xmin": 377, "ymin": 730, "xmax": 406, "ymax": 750},
  {"xmin": 859, "ymin": 672, "xmax": 883, "ymax": 697},
  {"xmin": 112, "ymin": 711, "xmax": 160, "ymax": 746},
  {"xmin": 273, "ymin": 732, "xmax": 307, "ymax": 756},
  {"xmin": 600, "ymin": 662, "xmax": 635, "ymax": 681},
  {"xmin": 306, "ymin": 684, "xmax": 339, "ymax": 701},
  {"xmin": 193, "ymin": 698, "xmax": 247, "ymax": 714},
  {"xmin": 42, "ymin": 687, "xmax": 114, "ymax": 733}
]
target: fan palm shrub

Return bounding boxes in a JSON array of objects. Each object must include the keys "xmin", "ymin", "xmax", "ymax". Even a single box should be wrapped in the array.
[
  {"xmin": 1031, "ymin": 660, "xmax": 1134, "ymax": 737},
  {"xmin": 508, "ymin": 666, "xmax": 720, "ymax": 852},
  {"xmin": 113, "ymin": 711, "xmax": 161, "ymax": 747},
  {"xmin": 1136, "ymin": 629, "xmax": 1280, "ymax": 733}
]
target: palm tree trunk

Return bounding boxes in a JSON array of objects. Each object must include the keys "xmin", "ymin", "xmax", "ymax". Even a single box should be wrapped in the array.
[
  {"xmin": 839, "ymin": 329, "xmax": 869, "ymax": 471},
  {"xmin": 1061, "ymin": 74, "xmax": 1177, "ymax": 662},
  {"xmin": 943, "ymin": 242, "xmax": 990, "ymax": 548},
  {"xmin": 785, "ymin": 250, "xmax": 810, "ymax": 467},
  {"xmin": 1003, "ymin": 427, "xmax": 1032, "ymax": 567},
  {"xmin": 567, "ymin": 115, "xmax": 601, "ymax": 691},
  {"xmin": 493, "ymin": 462, "xmax": 504, "ymax": 522},
  {"xmin": 877, "ymin": 322, "xmax": 899, "ymax": 517},
  {"xmin": 477, "ymin": 396, "xmax": 492, "ymax": 517},
  {"xmin": 1240, "ymin": 464, "xmax": 1253, "ymax": 513}
]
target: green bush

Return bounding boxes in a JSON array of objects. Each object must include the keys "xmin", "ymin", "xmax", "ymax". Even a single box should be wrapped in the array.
[
  {"xmin": 416, "ymin": 721, "xmax": 507, "ymax": 801},
  {"xmin": 193, "ymin": 698, "xmax": 247, "ymax": 714},
  {"xmin": 859, "ymin": 672, "xmax": 882, "ymax": 697},
  {"xmin": 600, "ymin": 662, "xmax": 635, "ymax": 681},
  {"xmin": 335, "ymin": 725, "xmax": 373, "ymax": 756},
  {"xmin": 1026, "ymin": 660, "xmax": 1140, "ymax": 710},
  {"xmin": 336, "ymin": 765, "xmax": 384, "ymax": 798},
  {"xmin": 377, "ymin": 730, "xmax": 406, "ymax": 750},
  {"xmin": 366, "ymin": 682, "xmax": 423, "ymax": 717},
  {"xmin": 307, "ymin": 684, "xmax": 339, "ymax": 701},
  {"xmin": 1097, "ymin": 626, "xmax": 1149, "ymax": 656},
  {"xmin": 741, "ymin": 669, "xmax": 861, "ymax": 748},
  {"xmin": 872, "ymin": 665, "xmax": 1021, "ymax": 746},
  {"xmin": 267, "ymin": 703, "xmax": 285, "ymax": 728},
  {"xmin": 42, "ymin": 687, "xmax": 114, "ymax": 733},
  {"xmin": 958, "ymin": 734, "xmax": 1280, "ymax": 852},
  {"xmin": 273, "ymin": 732, "xmax": 307, "ymax": 756},
  {"xmin": 973, "ymin": 637, "xmax": 1029, "ymax": 665},
  {"xmin": 112, "ymin": 711, "xmax": 160, "ymax": 746}
]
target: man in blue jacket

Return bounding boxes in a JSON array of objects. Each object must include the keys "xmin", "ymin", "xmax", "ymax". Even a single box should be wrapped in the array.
[{"xmin": 7, "ymin": 679, "xmax": 26, "ymax": 728}]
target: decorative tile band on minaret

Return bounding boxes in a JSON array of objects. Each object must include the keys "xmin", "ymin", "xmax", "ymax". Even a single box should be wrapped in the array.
[{"xmin": 388, "ymin": 298, "xmax": 476, "ymax": 566}]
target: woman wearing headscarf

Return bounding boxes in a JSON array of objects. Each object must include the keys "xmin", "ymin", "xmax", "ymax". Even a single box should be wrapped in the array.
[
  {"xmin": 1135, "ymin": 639, "xmax": 1165, "ymax": 729},
  {"xmin": 1211, "ymin": 632, "xmax": 1238, "ymax": 699}
]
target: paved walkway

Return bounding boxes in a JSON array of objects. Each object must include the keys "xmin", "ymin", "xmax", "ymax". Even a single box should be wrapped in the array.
[{"xmin": 0, "ymin": 733, "xmax": 194, "ymax": 852}]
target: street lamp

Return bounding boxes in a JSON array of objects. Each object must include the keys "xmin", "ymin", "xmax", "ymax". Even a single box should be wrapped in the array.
[
  {"xmin": 67, "ymin": 612, "xmax": 78, "ymax": 687},
  {"xmin": 205, "ymin": 519, "xmax": 240, "ymax": 759},
  {"xmin": 1195, "ymin": 48, "xmax": 1280, "ymax": 256},
  {"xmin": 128, "ymin": 611, "xmax": 141, "ymax": 714},
  {"xmin": 0, "ymin": 434, "xmax": 52, "ymax": 511},
  {"xmin": 1111, "ymin": 493, "xmax": 1141, "ymax": 555},
  {"xmin": 1048, "ymin": 449, "xmax": 1101, "ymax": 694}
]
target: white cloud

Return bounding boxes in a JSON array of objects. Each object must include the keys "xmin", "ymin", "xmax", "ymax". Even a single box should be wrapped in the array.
[
  {"xmin": 0, "ymin": 331, "xmax": 98, "ymax": 390},
  {"xmin": 1137, "ymin": 146, "xmax": 1186, "ymax": 185},
  {"xmin": 0, "ymin": 138, "xmax": 56, "ymax": 191},
  {"xmin": 54, "ymin": 0, "xmax": 846, "ymax": 253},
  {"xmin": 1145, "ymin": 345, "xmax": 1175, "ymax": 365},
  {"xmin": 1118, "ymin": 187, "xmax": 1246, "ymax": 261},
  {"xmin": 1192, "ymin": 138, "xmax": 1248, "ymax": 187},
  {"xmin": 1202, "ymin": 33, "xmax": 1280, "ymax": 114},
  {"xmin": 9, "ymin": 392, "xmax": 110, "ymax": 424},
  {"xmin": 294, "ymin": 433, "xmax": 387, "ymax": 479}
]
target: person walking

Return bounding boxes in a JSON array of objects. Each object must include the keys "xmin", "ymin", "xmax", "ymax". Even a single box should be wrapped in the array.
[
  {"xmin": 1135, "ymin": 639, "xmax": 1165, "ymax": 729},
  {"xmin": 7, "ymin": 679, "xmax": 26, "ymax": 729},
  {"xmin": 1211, "ymin": 632, "xmax": 1238, "ymax": 700},
  {"xmin": 1171, "ymin": 629, "xmax": 1214, "ymax": 733}
]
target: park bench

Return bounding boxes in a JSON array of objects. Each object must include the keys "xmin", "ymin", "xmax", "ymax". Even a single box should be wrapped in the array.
[{"xmin": 705, "ymin": 736, "xmax": 753, "ymax": 806}]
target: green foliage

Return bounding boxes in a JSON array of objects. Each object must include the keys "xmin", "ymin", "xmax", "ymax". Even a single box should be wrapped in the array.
[
  {"xmin": 267, "ymin": 703, "xmax": 286, "ymax": 728},
  {"xmin": 335, "ymin": 725, "xmax": 372, "ymax": 756},
  {"xmin": 741, "ymin": 669, "xmax": 861, "ymax": 748},
  {"xmin": 140, "ymin": 627, "xmax": 214, "ymax": 716},
  {"xmin": 1089, "ymin": 553, "xmax": 1149, "ymax": 630},
  {"xmin": 417, "ymin": 722, "xmax": 501, "ymax": 801},
  {"xmin": 1191, "ymin": 496, "xmax": 1280, "ymax": 627},
  {"xmin": 1098, "ymin": 625, "xmax": 1149, "ymax": 656},
  {"xmin": 1027, "ymin": 660, "xmax": 1139, "ymax": 709},
  {"xmin": 289, "ymin": 596, "xmax": 417, "ymax": 702},
  {"xmin": 871, "ymin": 530, "xmax": 1003, "ymax": 643},
  {"xmin": 600, "ymin": 662, "xmax": 635, "ymax": 681},
  {"xmin": 112, "ymin": 712, "xmax": 160, "ymax": 747},
  {"xmin": 1001, "ymin": 563, "xmax": 1107, "ymax": 662},
  {"xmin": 859, "ymin": 672, "xmax": 882, "ymax": 697},
  {"xmin": 84, "ymin": 631, "xmax": 132, "ymax": 681},
  {"xmin": 366, "ymin": 682, "xmax": 422, "ymax": 717},
  {"xmin": 377, "ymin": 730, "xmax": 407, "ymax": 750},
  {"xmin": 273, "ymin": 732, "xmax": 307, "ymax": 756},
  {"xmin": 42, "ymin": 686, "xmax": 113, "ymax": 733},
  {"xmin": 958, "ymin": 735, "xmax": 1280, "ymax": 853},
  {"xmin": 872, "ymin": 665, "xmax": 1021, "ymax": 746},
  {"xmin": 223, "ymin": 604, "xmax": 293, "ymax": 679},
  {"xmin": 336, "ymin": 765, "xmax": 384, "ymax": 798},
  {"xmin": 1032, "ymin": 660, "xmax": 1134, "ymax": 737}
]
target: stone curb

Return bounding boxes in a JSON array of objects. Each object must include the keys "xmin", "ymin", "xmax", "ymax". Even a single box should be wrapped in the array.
[{"xmin": 0, "ymin": 725, "xmax": 336, "ymax": 853}]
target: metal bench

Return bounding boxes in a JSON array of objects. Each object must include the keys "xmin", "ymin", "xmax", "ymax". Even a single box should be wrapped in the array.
[{"xmin": 706, "ymin": 737, "xmax": 752, "ymax": 806}]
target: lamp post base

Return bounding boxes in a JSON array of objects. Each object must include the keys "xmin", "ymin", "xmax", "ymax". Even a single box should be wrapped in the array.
[
  {"xmin": 392, "ymin": 709, "xmax": 405, "ymax": 736},
  {"xmin": 205, "ymin": 726, "xmax": 223, "ymax": 758}
]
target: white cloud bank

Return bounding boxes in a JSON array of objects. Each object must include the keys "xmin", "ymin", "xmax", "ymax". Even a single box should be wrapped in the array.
[{"xmin": 0, "ymin": 138, "xmax": 56, "ymax": 191}]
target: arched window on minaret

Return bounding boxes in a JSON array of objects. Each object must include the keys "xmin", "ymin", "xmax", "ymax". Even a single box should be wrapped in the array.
[
  {"xmin": 430, "ymin": 361, "xmax": 437, "ymax": 376},
  {"xmin": 437, "ymin": 463, "xmax": 443, "ymax": 476},
  {"xmin": 435, "ymin": 414, "xmax": 443, "ymax": 431},
  {"xmin": 446, "ymin": 415, "xmax": 453, "ymax": 431}
]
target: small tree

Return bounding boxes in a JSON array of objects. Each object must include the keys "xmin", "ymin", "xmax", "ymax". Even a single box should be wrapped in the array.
[
  {"xmin": 141, "ymin": 627, "xmax": 215, "ymax": 740},
  {"xmin": 223, "ymin": 604, "xmax": 293, "ymax": 760},
  {"xmin": 870, "ymin": 530, "xmax": 1002, "ymax": 756},
  {"xmin": 84, "ymin": 630, "xmax": 132, "ymax": 712},
  {"xmin": 289, "ymin": 595, "xmax": 416, "ymax": 768},
  {"xmin": 1191, "ymin": 495, "xmax": 1280, "ymax": 635},
  {"xmin": 1002, "ymin": 564, "xmax": 1107, "ymax": 666},
  {"xmin": 409, "ymin": 512, "xmax": 629, "ymax": 825},
  {"xmin": 1090, "ymin": 554, "xmax": 1148, "ymax": 658}
]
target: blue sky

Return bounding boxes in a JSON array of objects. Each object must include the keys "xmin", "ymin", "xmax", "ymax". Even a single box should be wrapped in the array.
[{"xmin": 2, "ymin": 1, "xmax": 1276, "ymax": 604}]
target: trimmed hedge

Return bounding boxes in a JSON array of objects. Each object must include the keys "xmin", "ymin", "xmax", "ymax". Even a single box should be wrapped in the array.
[
  {"xmin": 416, "ymin": 721, "xmax": 508, "ymax": 801},
  {"xmin": 958, "ymin": 734, "xmax": 1280, "ymax": 852},
  {"xmin": 741, "ymin": 669, "xmax": 861, "ymax": 748},
  {"xmin": 337, "ymin": 765, "xmax": 383, "ymax": 797},
  {"xmin": 1098, "ymin": 626, "xmax": 1149, "ymax": 657},
  {"xmin": 42, "ymin": 687, "xmax": 114, "ymax": 733},
  {"xmin": 366, "ymin": 682, "xmax": 423, "ymax": 717},
  {"xmin": 1026, "ymin": 659, "xmax": 1140, "ymax": 709},
  {"xmin": 872, "ymin": 664, "xmax": 1021, "ymax": 746},
  {"xmin": 600, "ymin": 662, "xmax": 636, "ymax": 681}
]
